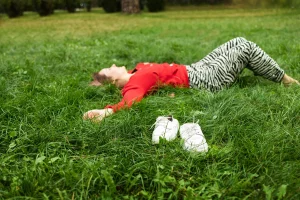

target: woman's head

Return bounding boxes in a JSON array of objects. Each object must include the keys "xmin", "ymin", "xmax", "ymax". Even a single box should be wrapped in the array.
[{"xmin": 90, "ymin": 64, "xmax": 130, "ymax": 88}]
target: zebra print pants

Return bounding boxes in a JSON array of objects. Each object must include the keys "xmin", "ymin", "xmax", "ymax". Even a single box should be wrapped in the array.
[{"xmin": 186, "ymin": 37, "xmax": 285, "ymax": 92}]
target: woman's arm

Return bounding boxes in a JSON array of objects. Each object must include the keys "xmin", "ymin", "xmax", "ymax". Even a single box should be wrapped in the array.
[
  {"xmin": 105, "ymin": 71, "xmax": 160, "ymax": 112},
  {"xmin": 84, "ymin": 70, "xmax": 159, "ymax": 122}
]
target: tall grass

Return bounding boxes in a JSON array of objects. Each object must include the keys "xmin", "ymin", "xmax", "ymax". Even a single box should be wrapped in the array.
[{"xmin": 0, "ymin": 8, "xmax": 300, "ymax": 199}]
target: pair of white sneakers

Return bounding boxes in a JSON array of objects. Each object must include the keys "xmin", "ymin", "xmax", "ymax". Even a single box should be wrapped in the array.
[{"xmin": 152, "ymin": 116, "xmax": 208, "ymax": 153}]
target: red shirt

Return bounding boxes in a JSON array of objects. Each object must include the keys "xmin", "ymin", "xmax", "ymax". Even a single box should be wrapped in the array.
[{"xmin": 105, "ymin": 62, "xmax": 189, "ymax": 112}]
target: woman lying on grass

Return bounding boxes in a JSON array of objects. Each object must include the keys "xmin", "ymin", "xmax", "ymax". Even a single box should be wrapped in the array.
[{"xmin": 83, "ymin": 37, "xmax": 299, "ymax": 122}]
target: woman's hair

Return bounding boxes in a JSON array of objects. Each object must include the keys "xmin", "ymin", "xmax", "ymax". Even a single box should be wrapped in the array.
[{"xmin": 89, "ymin": 72, "xmax": 109, "ymax": 86}]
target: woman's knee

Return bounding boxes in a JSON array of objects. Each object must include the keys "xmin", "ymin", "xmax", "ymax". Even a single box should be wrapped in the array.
[{"xmin": 235, "ymin": 37, "xmax": 248, "ymax": 43}]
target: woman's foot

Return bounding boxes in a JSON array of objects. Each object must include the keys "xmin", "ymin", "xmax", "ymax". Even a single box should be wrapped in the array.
[{"xmin": 282, "ymin": 74, "xmax": 300, "ymax": 87}]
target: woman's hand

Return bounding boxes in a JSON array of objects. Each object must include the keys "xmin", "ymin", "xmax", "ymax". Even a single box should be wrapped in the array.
[{"xmin": 83, "ymin": 108, "xmax": 114, "ymax": 123}]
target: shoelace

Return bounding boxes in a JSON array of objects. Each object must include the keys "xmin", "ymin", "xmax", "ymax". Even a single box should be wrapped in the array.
[
  {"xmin": 183, "ymin": 124, "xmax": 207, "ymax": 145},
  {"xmin": 184, "ymin": 126, "xmax": 203, "ymax": 137},
  {"xmin": 150, "ymin": 117, "xmax": 173, "ymax": 131},
  {"xmin": 185, "ymin": 133, "xmax": 207, "ymax": 148}
]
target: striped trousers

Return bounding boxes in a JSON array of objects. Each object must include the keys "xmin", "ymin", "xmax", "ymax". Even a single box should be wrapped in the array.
[{"xmin": 186, "ymin": 37, "xmax": 285, "ymax": 92}]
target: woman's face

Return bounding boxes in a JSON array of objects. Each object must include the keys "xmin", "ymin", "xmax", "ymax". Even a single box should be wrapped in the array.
[{"xmin": 99, "ymin": 64, "xmax": 127, "ymax": 82}]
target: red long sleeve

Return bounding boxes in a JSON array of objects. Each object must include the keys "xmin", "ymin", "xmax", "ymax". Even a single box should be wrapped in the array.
[{"xmin": 105, "ymin": 63, "xmax": 189, "ymax": 112}]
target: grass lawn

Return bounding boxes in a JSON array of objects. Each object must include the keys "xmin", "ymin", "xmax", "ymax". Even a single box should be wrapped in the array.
[{"xmin": 0, "ymin": 7, "xmax": 300, "ymax": 199}]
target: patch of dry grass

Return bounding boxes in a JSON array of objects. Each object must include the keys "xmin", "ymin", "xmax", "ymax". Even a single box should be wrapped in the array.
[{"xmin": 0, "ymin": 8, "xmax": 297, "ymax": 45}]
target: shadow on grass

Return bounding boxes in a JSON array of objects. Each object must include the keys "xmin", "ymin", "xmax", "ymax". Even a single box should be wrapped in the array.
[{"xmin": 236, "ymin": 75, "xmax": 274, "ymax": 88}]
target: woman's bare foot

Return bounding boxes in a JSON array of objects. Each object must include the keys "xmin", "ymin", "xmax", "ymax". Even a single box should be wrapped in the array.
[{"xmin": 281, "ymin": 74, "xmax": 300, "ymax": 87}]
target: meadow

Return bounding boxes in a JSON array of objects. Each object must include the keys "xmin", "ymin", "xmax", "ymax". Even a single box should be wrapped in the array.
[{"xmin": 0, "ymin": 7, "xmax": 300, "ymax": 199}]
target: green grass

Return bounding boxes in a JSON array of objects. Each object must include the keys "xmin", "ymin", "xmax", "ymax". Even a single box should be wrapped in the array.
[{"xmin": 1, "ymin": 8, "xmax": 300, "ymax": 199}]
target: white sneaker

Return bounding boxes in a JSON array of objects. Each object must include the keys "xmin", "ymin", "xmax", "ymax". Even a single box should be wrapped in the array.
[
  {"xmin": 180, "ymin": 123, "xmax": 208, "ymax": 152},
  {"xmin": 152, "ymin": 116, "xmax": 179, "ymax": 144}
]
